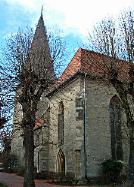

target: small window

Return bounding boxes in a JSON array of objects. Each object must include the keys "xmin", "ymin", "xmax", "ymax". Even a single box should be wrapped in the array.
[
  {"xmin": 75, "ymin": 98, "xmax": 83, "ymax": 108},
  {"xmin": 75, "ymin": 97, "xmax": 84, "ymax": 121},
  {"xmin": 76, "ymin": 109, "xmax": 84, "ymax": 121}
]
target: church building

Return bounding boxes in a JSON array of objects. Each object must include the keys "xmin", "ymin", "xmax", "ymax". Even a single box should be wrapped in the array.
[{"xmin": 11, "ymin": 14, "xmax": 131, "ymax": 180}]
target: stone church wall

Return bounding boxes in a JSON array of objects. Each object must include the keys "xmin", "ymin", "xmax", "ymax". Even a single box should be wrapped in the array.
[
  {"xmin": 34, "ymin": 125, "xmax": 49, "ymax": 172},
  {"xmin": 11, "ymin": 91, "xmax": 50, "ymax": 171},
  {"xmin": 46, "ymin": 76, "xmax": 130, "ymax": 178},
  {"xmin": 11, "ymin": 75, "xmax": 130, "ymax": 179},
  {"xmin": 85, "ymin": 78, "xmax": 129, "ymax": 177},
  {"xmin": 11, "ymin": 88, "xmax": 25, "ymax": 167},
  {"xmin": 48, "ymin": 77, "xmax": 85, "ymax": 178}
]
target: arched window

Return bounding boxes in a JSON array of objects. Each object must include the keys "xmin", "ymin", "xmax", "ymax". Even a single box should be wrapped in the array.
[
  {"xmin": 58, "ymin": 101, "xmax": 64, "ymax": 145},
  {"xmin": 57, "ymin": 149, "xmax": 65, "ymax": 173},
  {"xmin": 109, "ymin": 95, "xmax": 123, "ymax": 160}
]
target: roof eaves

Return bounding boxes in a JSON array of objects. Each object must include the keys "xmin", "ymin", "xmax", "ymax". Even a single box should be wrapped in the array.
[{"xmin": 47, "ymin": 72, "xmax": 80, "ymax": 98}]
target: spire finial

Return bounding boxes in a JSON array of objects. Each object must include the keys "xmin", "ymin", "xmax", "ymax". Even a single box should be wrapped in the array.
[{"xmin": 41, "ymin": 5, "xmax": 43, "ymax": 17}]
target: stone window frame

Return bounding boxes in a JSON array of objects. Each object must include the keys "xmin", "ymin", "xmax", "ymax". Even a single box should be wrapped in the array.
[
  {"xmin": 109, "ymin": 95, "xmax": 123, "ymax": 161},
  {"xmin": 58, "ymin": 101, "xmax": 64, "ymax": 145}
]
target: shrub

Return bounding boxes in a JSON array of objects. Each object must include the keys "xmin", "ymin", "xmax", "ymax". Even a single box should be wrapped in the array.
[
  {"xmin": 34, "ymin": 171, "xmax": 75, "ymax": 184},
  {"xmin": 2, "ymin": 154, "xmax": 18, "ymax": 172},
  {"xmin": 34, "ymin": 171, "xmax": 48, "ymax": 179},
  {"xmin": 65, "ymin": 172, "xmax": 75, "ymax": 183},
  {"xmin": 101, "ymin": 159, "xmax": 123, "ymax": 183},
  {"xmin": 0, "ymin": 183, "xmax": 8, "ymax": 187},
  {"xmin": 16, "ymin": 167, "xmax": 25, "ymax": 176}
]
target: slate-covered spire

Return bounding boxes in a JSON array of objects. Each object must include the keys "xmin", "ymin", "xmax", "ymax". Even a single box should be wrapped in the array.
[{"xmin": 29, "ymin": 11, "xmax": 55, "ymax": 79}]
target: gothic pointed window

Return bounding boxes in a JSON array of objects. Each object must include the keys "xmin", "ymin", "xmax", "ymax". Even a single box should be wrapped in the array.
[
  {"xmin": 57, "ymin": 149, "xmax": 65, "ymax": 173},
  {"xmin": 58, "ymin": 101, "xmax": 64, "ymax": 145},
  {"xmin": 109, "ymin": 95, "xmax": 123, "ymax": 160}
]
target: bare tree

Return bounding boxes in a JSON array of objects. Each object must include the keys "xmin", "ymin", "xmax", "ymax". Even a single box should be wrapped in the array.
[
  {"xmin": 87, "ymin": 10, "xmax": 134, "ymax": 62},
  {"xmin": 0, "ymin": 14, "xmax": 66, "ymax": 187},
  {"xmin": 119, "ymin": 10, "xmax": 134, "ymax": 62},
  {"xmin": 87, "ymin": 18, "xmax": 118, "ymax": 58}
]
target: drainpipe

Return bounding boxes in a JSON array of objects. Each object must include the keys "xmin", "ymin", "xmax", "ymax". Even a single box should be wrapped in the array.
[{"xmin": 83, "ymin": 73, "xmax": 88, "ymax": 180}]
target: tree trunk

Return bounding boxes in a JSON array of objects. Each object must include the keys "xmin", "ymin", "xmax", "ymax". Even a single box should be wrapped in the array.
[
  {"xmin": 24, "ymin": 124, "xmax": 35, "ymax": 187},
  {"xmin": 129, "ymin": 128, "xmax": 134, "ymax": 183}
]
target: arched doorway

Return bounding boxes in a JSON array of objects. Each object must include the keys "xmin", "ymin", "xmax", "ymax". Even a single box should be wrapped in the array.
[
  {"xmin": 57, "ymin": 149, "xmax": 65, "ymax": 173},
  {"xmin": 109, "ymin": 95, "xmax": 123, "ymax": 160}
]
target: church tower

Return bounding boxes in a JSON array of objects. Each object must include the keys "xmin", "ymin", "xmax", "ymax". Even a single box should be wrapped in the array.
[{"xmin": 11, "ymin": 12, "xmax": 54, "ymax": 167}]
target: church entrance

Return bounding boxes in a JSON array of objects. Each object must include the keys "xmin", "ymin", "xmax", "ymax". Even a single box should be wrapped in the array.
[{"xmin": 57, "ymin": 149, "xmax": 65, "ymax": 174}]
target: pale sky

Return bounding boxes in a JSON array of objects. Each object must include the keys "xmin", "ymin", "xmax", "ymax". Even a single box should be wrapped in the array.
[
  {"xmin": 1, "ymin": 0, "xmax": 134, "ymax": 37},
  {"xmin": 0, "ymin": 0, "xmax": 134, "ymax": 58}
]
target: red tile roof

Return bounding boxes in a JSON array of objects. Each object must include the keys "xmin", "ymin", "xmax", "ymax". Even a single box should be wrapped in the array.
[
  {"xmin": 47, "ymin": 48, "xmax": 133, "ymax": 96},
  {"xmin": 59, "ymin": 48, "xmax": 133, "ymax": 83}
]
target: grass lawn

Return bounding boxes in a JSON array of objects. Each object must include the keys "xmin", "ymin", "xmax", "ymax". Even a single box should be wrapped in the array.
[{"xmin": 0, "ymin": 183, "xmax": 7, "ymax": 187}]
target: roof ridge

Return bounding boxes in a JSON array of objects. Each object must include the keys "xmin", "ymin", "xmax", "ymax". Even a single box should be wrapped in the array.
[
  {"xmin": 59, "ymin": 48, "xmax": 82, "ymax": 81},
  {"xmin": 79, "ymin": 47, "xmax": 133, "ymax": 66}
]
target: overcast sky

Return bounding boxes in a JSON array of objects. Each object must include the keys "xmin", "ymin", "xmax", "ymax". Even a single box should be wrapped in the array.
[{"xmin": 0, "ymin": 0, "xmax": 134, "ymax": 59}]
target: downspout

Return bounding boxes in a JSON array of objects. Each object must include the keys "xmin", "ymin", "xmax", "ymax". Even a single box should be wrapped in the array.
[{"xmin": 83, "ymin": 73, "xmax": 88, "ymax": 180}]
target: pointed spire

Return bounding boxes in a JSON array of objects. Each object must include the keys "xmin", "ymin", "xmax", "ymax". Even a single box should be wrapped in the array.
[
  {"xmin": 41, "ymin": 5, "xmax": 43, "ymax": 18},
  {"xmin": 29, "ymin": 12, "xmax": 55, "ymax": 79},
  {"xmin": 33, "ymin": 10, "xmax": 46, "ymax": 42}
]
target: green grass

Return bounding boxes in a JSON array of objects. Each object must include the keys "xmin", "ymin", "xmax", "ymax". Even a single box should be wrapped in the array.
[{"xmin": 0, "ymin": 183, "xmax": 7, "ymax": 187}]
